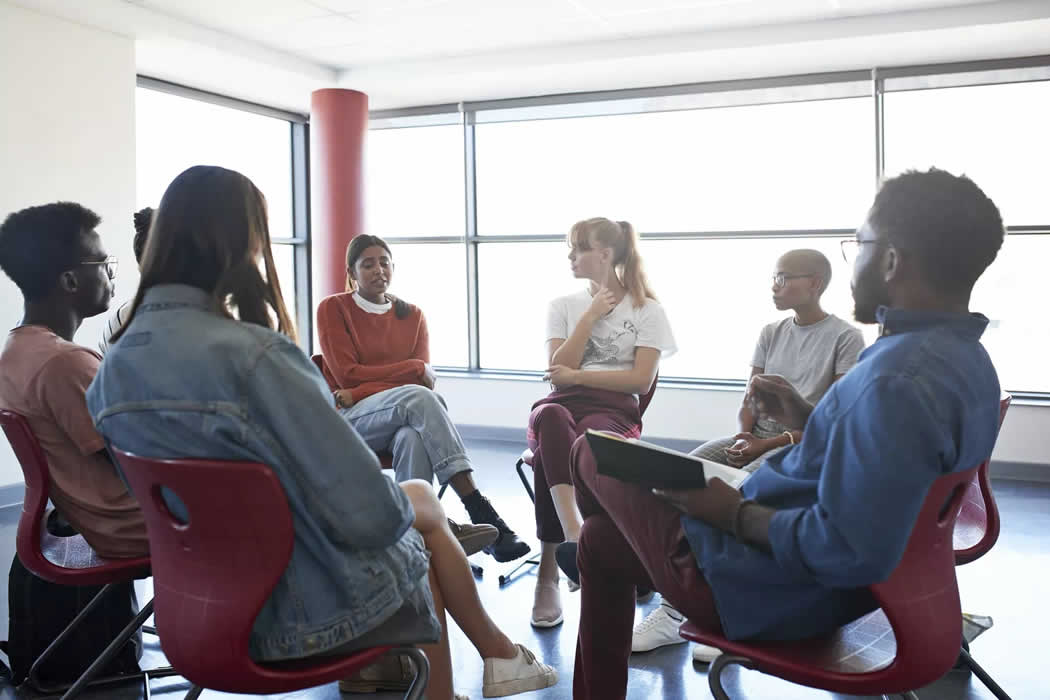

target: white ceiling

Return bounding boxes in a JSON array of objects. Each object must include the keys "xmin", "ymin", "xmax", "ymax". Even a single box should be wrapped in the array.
[
  {"xmin": 128, "ymin": 0, "xmax": 996, "ymax": 66},
  {"xmin": 8, "ymin": 0, "xmax": 1050, "ymax": 111}
]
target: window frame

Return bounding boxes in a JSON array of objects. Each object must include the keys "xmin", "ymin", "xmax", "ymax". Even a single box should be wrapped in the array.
[
  {"xmin": 135, "ymin": 76, "xmax": 313, "ymax": 352},
  {"xmin": 368, "ymin": 54, "xmax": 1050, "ymax": 397}
]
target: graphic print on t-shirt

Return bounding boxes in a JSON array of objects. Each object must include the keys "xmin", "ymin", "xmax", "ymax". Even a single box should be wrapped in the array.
[{"xmin": 582, "ymin": 320, "xmax": 637, "ymax": 366}]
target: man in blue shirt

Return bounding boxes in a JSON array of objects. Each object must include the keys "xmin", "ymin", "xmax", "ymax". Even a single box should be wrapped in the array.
[{"xmin": 565, "ymin": 168, "xmax": 1005, "ymax": 700}]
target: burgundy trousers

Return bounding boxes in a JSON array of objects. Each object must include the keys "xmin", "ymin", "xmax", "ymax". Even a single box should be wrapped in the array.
[
  {"xmin": 526, "ymin": 386, "xmax": 640, "ymax": 543},
  {"xmin": 570, "ymin": 435, "xmax": 724, "ymax": 700}
]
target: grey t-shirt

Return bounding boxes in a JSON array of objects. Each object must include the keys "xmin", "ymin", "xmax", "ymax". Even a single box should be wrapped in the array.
[{"xmin": 751, "ymin": 314, "xmax": 865, "ymax": 406}]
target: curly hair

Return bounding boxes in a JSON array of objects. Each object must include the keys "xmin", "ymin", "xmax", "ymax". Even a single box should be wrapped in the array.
[
  {"xmin": 0, "ymin": 202, "xmax": 101, "ymax": 301},
  {"xmin": 869, "ymin": 168, "xmax": 1004, "ymax": 295}
]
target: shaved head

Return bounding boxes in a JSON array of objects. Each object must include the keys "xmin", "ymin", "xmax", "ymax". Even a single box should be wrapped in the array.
[{"xmin": 777, "ymin": 249, "xmax": 832, "ymax": 294}]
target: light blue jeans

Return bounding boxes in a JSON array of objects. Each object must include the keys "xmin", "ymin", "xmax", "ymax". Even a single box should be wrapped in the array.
[{"xmin": 338, "ymin": 384, "xmax": 473, "ymax": 486}]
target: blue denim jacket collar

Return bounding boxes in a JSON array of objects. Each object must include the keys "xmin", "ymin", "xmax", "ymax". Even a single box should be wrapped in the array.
[
  {"xmin": 139, "ymin": 284, "xmax": 213, "ymax": 312},
  {"xmin": 876, "ymin": 305, "xmax": 989, "ymax": 341}
]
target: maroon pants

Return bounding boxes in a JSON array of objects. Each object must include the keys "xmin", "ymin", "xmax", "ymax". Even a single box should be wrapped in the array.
[
  {"xmin": 570, "ymin": 436, "xmax": 723, "ymax": 700},
  {"xmin": 526, "ymin": 386, "xmax": 640, "ymax": 543}
]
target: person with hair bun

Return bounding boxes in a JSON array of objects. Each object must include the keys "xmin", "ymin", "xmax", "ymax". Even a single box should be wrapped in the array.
[
  {"xmin": 98, "ymin": 207, "xmax": 153, "ymax": 354},
  {"xmin": 526, "ymin": 217, "xmax": 676, "ymax": 628},
  {"xmin": 316, "ymin": 235, "xmax": 530, "ymax": 565}
]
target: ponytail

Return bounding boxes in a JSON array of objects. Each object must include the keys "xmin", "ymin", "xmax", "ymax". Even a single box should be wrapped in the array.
[{"xmin": 616, "ymin": 221, "xmax": 656, "ymax": 308}]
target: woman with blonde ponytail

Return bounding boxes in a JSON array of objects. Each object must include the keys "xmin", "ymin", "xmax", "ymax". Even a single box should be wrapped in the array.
[{"xmin": 525, "ymin": 217, "xmax": 676, "ymax": 628}]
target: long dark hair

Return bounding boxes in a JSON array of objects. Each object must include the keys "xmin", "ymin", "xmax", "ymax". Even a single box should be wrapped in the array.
[
  {"xmin": 112, "ymin": 165, "xmax": 296, "ymax": 342},
  {"xmin": 345, "ymin": 234, "xmax": 410, "ymax": 320}
]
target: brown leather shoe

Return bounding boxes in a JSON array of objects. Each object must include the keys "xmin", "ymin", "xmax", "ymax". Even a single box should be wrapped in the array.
[{"xmin": 448, "ymin": 518, "xmax": 498, "ymax": 556}]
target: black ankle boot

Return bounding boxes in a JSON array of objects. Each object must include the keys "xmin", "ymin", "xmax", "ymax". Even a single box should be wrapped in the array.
[{"xmin": 462, "ymin": 492, "xmax": 531, "ymax": 563}]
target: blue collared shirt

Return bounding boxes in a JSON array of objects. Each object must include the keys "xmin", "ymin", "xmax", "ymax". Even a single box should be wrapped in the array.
[
  {"xmin": 683, "ymin": 307, "xmax": 1001, "ymax": 641},
  {"xmin": 85, "ymin": 285, "xmax": 438, "ymax": 660}
]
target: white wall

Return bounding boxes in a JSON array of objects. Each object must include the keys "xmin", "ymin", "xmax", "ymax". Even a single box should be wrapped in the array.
[
  {"xmin": 0, "ymin": 3, "xmax": 137, "ymax": 487},
  {"xmin": 435, "ymin": 376, "xmax": 1049, "ymax": 473}
]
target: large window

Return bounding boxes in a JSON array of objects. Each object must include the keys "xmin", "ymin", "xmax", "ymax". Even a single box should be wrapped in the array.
[
  {"xmin": 135, "ymin": 83, "xmax": 310, "ymax": 344},
  {"xmin": 364, "ymin": 123, "xmax": 470, "ymax": 367},
  {"xmin": 885, "ymin": 78, "xmax": 1050, "ymax": 393},
  {"xmin": 475, "ymin": 98, "xmax": 872, "ymax": 236},
  {"xmin": 371, "ymin": 56, "xmax": 1050, "ymax": 393}
]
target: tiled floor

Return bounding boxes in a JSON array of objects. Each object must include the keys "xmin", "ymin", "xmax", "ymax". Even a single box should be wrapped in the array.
[{"xmin": 0, "ymin": 439, "xmax": 1046, "ymax": 699}]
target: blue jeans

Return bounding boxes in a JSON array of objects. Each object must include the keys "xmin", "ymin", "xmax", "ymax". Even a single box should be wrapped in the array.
[{"xmin": 339, "ymin": 385, "xmax": 472, "ymax": 486}]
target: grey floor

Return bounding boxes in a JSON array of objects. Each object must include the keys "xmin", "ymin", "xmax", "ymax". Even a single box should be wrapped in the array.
[{"xmin": 0, "ymin": 438, "xmax": 1047, "ymax": 700}]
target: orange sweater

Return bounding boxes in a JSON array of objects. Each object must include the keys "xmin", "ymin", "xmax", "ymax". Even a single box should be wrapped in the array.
[{"xmin": 316, "ymin": 293, "xmax": 429, "ymax": 404}]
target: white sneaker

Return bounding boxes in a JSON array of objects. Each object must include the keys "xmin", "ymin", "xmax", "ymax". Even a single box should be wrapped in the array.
[
  {"xmin": 631, "ymin": 604, "xmax": 686, "ymax": 653},
  {"xmin": 482, "ymin": 644, "xmax": 558, "ymax": 697},
  {"xmin": 691, "ymin": 643, "xmax": 722, "ymax": 664}
]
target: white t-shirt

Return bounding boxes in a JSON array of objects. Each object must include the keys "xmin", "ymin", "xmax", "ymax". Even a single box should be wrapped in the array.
[
  {"xmin": 545, "ymin": 289, "xmax": 677, "ymax": 372},
  {"xmin": 98, "ymin": 300, "xmax": 131, "ymax": 355}
]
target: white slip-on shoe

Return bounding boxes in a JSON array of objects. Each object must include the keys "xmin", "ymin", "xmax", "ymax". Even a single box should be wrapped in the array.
[
  {"xmin": 482, "ymin": 644, "xmax": 558, "ymax": 697},
  {"xmin": 530, "ymin": 582, "xmax": 563, "ymax": 628},
  {"xmin": 631, "ymin": 604, "xmax": 687, "ymax": 653},
  {"xmin": 691, "ymin": 642, "xmax": 722, "ymax": 664}
]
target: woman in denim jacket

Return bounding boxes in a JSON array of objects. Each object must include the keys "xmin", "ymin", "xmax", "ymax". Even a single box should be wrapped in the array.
[{"xmin": 86, "ymin": 165, "xmax": 556, "ymax": 700}]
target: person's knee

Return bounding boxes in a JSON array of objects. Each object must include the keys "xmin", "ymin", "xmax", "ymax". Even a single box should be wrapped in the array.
[
  {"xmin": 401, "ymin": 384, "xmax": 443, "ymax": 414},
  {"xmin": 529, "ymin": 403, "xmax": 571, "ymax": 433},
  {"xmin": 400, "ymin": 479, "xmax": 443, "ymax": 528}
]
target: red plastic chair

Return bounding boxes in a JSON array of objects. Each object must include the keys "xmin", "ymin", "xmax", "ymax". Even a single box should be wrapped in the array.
[
  {"xmin": 950, "ymin": 393, "xmax": 1012, "ymax": 700},
  {"xmin": 953, "ymin": 393, "xmax": 1011, "ymax": 564},
  {"xmin": 110, "ymin": 447, "xmax": 429, "ymax": 699},
  {"xmin": 505, "ymin": 375, "xmax": 659, "ymax": 585},
  {"xmin": 679, "ymin": 462, "xmax": 981, "ymax": 700},
  {"xmin": 0, "ymin": 409, "xmax": 177, "ymax": 699}
]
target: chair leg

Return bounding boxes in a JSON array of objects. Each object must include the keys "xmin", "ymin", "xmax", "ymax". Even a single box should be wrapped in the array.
[
  {"xmin": 707, "ymin": 654, "xmax": 757, "ymax": 700},
  {"xmin": 437, "ymin": 483, "xmax": 447, "ymax": 500},
  {"xmin": 958, "ymin": 647, "xmax": 1012, "ymax": 700},
  {"xmin": 515, "ymin": 459, "xmax": 536, "ymax": 503},
  {"xmin": 60, "ymin": 598, "xmax": 156, "ymax": 699},
  {"xmin": 184, "ymin": 685, "xmax": 204, "ymax": 700},
  {"xmin": 394, "ymin": 646, "xmax": 430, "ymax": 700},
  {"xmin": 498, "ymin": 556, "xmax": 540, "ymax": 586}
]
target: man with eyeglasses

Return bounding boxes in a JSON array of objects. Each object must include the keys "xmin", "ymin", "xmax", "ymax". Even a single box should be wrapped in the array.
[
  {"xmin": 630, "ymin": 248, "xmax": 864, "ymax": 657},
  {"xmin": 0, "ymin": 202, "xmax": 147, "ymax": 559},
  {"xmin": 566, "ymin": 169, "xmax": 1004, "ymax": 700}
]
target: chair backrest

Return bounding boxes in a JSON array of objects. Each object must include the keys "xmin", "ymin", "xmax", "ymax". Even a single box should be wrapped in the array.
[
  {"xmin": 111, "ymin": 448, "xmax": 296, "ymax": 690},
  {"xmin": 0, "ymin": 410, "xmax": 52, "ymax": 579},
  {"xmin": 869, "ymin": 463, "xmax": 978, "ymax": 688},
  {"xmin": 638, "ymin": 373, "xmax": 659, "ymax": 417},
  {"xmin": 953, "ymin": 393, "xmax": 1011, "ymax": 564}
]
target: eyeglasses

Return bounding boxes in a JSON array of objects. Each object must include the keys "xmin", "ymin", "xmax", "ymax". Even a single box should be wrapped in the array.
[
  {"xmin": 78, "ymin": 257, "xmax": 118, "ymax": 279},
  {"xmin": 840, "ymin": 239, "xmax": 882, "ymax": 263},
  {"xmin": 772, "ymin": 273, "xmax": 814, "ymax": 288}
]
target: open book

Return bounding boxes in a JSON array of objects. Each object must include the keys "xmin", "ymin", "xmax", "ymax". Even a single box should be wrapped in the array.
[{"xmin": 585, "ymin": 429, "xmax": 749, "ymax": 490}]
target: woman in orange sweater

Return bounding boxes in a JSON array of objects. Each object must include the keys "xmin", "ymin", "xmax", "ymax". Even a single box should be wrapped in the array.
[{"xmin": 317, "ymin": 235, "xmax": 529, "ymax": 564}]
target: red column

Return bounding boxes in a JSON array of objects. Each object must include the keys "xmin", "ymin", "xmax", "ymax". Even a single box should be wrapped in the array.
[{"xmin": 310, "ymin": 88, "xmax": 368, "ymax": 299}]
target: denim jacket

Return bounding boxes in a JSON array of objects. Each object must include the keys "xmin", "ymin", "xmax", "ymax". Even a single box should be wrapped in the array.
[{"xmin": 85, "ymin": 284, "xmax": 435, "ymax": 661}]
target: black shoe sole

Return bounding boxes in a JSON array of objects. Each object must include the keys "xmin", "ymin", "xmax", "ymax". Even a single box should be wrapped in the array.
[{"xmin": 486, "ymin": 538, "xmax": 532, "ymax": 563}]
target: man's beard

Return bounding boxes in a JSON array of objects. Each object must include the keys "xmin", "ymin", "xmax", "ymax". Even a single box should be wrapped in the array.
[{"xmin": 852, "ymin": 263, "xmax": 890, "ymax": 324}]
